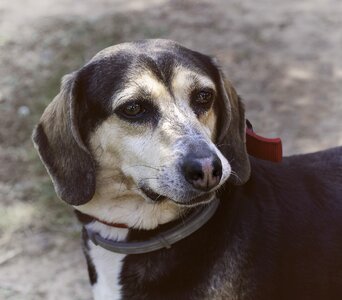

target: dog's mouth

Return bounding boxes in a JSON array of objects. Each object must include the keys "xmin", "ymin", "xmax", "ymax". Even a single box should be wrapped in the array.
[
  {"xmin": 140, "ymin": 186, "xmax": 167, "ymax": 202},
  {"xmin": 140, "ymin": 186, "xmax": 215, "ymax": 206},
  {"xmin": 173, "ymin": 192, "xmax": 215, "ymax": 206}
]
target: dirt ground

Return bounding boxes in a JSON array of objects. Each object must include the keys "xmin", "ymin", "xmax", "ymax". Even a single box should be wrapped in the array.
[{"xmin": 0, "ymin": 0, "xmax": 341, "ymax": 299}]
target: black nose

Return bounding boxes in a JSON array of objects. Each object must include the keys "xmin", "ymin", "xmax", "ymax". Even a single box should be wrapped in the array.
[{"xmin": 182, "ymin": 154, "xmax": 222, "ymax": 191}]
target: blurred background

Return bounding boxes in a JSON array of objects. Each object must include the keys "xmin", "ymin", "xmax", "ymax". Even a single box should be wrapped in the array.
[{"xmin": 0, "ymin": 0, "xmax": 341, "ymax": 299}]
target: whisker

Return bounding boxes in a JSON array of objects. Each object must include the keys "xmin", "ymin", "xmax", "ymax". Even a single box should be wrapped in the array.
[
  {"xmin": 216, "ymin": 143, "xmax": 231, "ymax": 147},
  {"xmin": 230, "ymin": 170, "xmax": 242, "ymax": 183}
]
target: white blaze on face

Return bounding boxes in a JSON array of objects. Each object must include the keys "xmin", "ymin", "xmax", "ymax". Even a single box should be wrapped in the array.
[{"xmin": 171, "ymin": 66, "xmax": 218, "ymax": 138}]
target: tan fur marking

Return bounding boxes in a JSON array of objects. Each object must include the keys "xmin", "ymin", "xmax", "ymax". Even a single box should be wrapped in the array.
[{"xmin": 112, "ymin": 71, "xmax": 170, "ymax": 110}]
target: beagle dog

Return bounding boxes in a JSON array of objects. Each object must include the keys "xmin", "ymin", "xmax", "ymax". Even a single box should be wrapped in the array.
[{"xmin": 32, "ymin": 39, "xmax": 342, "ymax": 300}]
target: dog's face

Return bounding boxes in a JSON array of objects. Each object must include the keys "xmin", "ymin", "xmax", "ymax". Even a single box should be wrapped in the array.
[{"xmin": 33, "ymin": 40, "xmax": 250, "ymax": 229}]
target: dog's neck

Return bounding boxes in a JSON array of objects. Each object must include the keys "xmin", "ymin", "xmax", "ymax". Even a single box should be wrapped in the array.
[{"xmin": 78, "ymin": 199, "xmax": 220, "ymax": 255}]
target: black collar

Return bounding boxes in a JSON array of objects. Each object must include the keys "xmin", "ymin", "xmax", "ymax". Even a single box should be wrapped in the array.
[{"xmin": 84, "ymin": 198, "xmax": 220, "ymax": 255}]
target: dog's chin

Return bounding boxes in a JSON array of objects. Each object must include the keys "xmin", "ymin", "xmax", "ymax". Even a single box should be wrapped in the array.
[{"xmin": 140, "ymin": 186, "xmax": 216, "ymax": 207}]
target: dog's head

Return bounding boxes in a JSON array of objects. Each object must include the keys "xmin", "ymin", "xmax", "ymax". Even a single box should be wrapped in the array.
[{"xmin": 33, "ymin": 39, "xmax": 250, "ymax": 229}]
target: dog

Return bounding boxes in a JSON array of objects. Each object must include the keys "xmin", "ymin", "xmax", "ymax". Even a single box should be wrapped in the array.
[{"xmin": 32, "ymin": 39, "xmax": 342, "ymax": 300}]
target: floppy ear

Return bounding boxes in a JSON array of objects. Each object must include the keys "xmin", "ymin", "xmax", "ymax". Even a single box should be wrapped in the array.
[
  {"xmin": 32, "ymin": 73, "xmax": 96, "ymax": 205},
  {"xmin": 215, "ymin": 68, "xmax": 251, "ymax": 185}
]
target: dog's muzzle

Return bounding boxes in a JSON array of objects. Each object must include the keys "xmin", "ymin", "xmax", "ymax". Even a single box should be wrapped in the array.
[{"xmin": 140, "ymin": 139, "xmax": 227, "ymax": 206}]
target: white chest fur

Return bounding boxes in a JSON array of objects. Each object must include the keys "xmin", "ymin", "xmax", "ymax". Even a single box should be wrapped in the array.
[{"xmin": 87, "ymin": 222, "xmax": 128, "ymax": 300}]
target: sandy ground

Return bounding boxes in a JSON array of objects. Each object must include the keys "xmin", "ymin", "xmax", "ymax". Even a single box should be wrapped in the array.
[{"xmin": 0, "ymin": 0, "xmax": 341, "ymax": 299}]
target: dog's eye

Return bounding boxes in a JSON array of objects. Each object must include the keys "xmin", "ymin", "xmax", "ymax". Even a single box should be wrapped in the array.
[
  {"xmin": 116, "ymin": 100, "xmax": 159, "ymax": 124},
  {"xmin": 195, "ymin": 90, "xmax": 214, "ymax": 104},
  {"xmin": 121, "ymin": 103, "xmax": 145, "ymax": 117},
  {"xmin": 191, "ymin": 88, "xmax": 215, "ymax": 115}
]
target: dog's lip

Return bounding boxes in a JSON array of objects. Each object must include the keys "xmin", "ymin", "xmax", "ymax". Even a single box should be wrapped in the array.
[
  {"xmin": 140, "ymin": 186, "xmax": 167, "ymax": 201},
  {"xmin": 140, "ymin": 185, "xmax": 214, "ymax": 206},
  {"xmin": 173, "ymin": 192, "xmax": 215, "ymax": 206}
]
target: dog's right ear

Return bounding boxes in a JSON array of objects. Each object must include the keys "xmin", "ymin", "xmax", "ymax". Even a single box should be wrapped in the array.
[
  {"xmin": 213, "ymin": 65, "xmax": 251, "ymax": 185},
  {"xmin": 32, "ymin": 73, "xmax": 96, "ymax": 206}
]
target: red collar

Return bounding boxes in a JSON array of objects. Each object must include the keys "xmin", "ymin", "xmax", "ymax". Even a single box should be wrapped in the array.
[
  {"xmin": 245, "ymin": 120, "xmax": 282, "ymax": 162},
  {"xmin": 92, "ymin": 217, "xmax": 129, "ymax": 229}
]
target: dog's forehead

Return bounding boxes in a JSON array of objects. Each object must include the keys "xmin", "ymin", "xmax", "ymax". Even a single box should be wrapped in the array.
[
  {"xmin": 112, "ymin": 67, "xmax": 216, "ymax": 110},
  {"xmin": 87, "ymin": 41, "xmax": 217, "ymax": 105},
  {"xmin": 79, "ymin": 40, "xmax": 222, "ymax": 114},
  {"xmin": 91, "ymin": 39, "xmax": 205, "ymax": 65},
  {"xmin": 90, "ymin": 39, "xmax": 217, "ymax": 84}
]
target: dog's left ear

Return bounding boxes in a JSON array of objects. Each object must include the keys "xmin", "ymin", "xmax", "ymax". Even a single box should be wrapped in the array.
[
  {"xmin": 32, "ymin": 72, "xmax": 96, "ymax": 205},
  {"xmin": 214, "ymin": 64, "xmax": 251, "ymax": 185}
]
